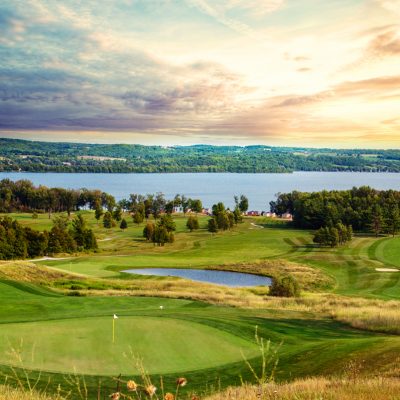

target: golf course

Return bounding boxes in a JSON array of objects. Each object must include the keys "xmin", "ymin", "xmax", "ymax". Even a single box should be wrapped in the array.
[{"xmin": 0, "ymin": 211, "xmax": 400, "ymax": 397}]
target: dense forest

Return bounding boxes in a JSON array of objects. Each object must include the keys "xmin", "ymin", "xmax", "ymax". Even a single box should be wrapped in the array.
[
  {"xmin": 1, "ymin": 138, "xmax": 400, "ymax": 173},
  {"xmin": 271, "ymin": 186, "xmax": 400, "ymax": 235}
]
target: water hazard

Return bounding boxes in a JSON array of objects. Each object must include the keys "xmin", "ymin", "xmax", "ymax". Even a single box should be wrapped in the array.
[{"xmin": 122, "ymin": 268, "xmax": 272, "ymax": 287}]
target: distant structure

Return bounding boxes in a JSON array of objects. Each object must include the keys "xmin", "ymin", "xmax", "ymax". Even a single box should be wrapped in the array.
[
  {"xmin": 246, "ymin": 211, "xmax": 260, "ymax": 216},
  {"xmin": 281, "ymin": 212, "xmax": 293, "ymax": 220},
  {"xmin": 262, "ymin": 211, "xmax": 276, "ymax": 218}
]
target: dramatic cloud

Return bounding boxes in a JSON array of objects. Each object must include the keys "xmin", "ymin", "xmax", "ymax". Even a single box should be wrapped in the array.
[{"xmin": 0, "ymin": 0, "xmax": 399, "ymax": 147}]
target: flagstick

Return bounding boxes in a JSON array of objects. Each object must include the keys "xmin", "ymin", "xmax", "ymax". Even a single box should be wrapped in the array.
[{"xmin": 112, "ymin": 317, "xmax": 115, "ymax": 344}]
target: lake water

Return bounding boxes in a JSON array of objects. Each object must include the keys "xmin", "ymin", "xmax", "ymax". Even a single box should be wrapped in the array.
[
  {"xmin": 1, "ymin": 171, "xmax": 400, "ymax": 210},
  {"xmin": 122, "ymin": 268, "xmax": 272, "ymax": 287}
]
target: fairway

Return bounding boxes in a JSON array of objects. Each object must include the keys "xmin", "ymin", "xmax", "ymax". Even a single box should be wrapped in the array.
[{"xmin": 0, "ymin": 316, "xmax": 258, "ymax": 375}]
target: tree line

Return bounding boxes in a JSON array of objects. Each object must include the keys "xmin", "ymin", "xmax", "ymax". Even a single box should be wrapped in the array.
[
  {"xmin": 271, "ymin": 186, "xmax": 400, "ymax": 236},
  {"xmin": 0, "ymin": 214, "xmax": 97, "ymax": 260},
  {"xmin": 0, "ymin": 179, "xmax": 204, "ymax": 223},
  {"xmin": 2, "ymin": 138, "xmax": 400, "ymax": 173}
]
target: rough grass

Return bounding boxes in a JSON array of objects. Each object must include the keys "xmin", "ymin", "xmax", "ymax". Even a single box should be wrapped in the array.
[
  {"xmin": 0, "ymin": 386, "xmax": 54, "ymax": 400},
  {"xmin": 332, "ymin": 306, "xmax": 400, "ymax": 334},
  {"xmin": 3, "ymin": 376, "xmax": 400, "ymax": 400},
  {"xmin": 207, "ymin": 260, "xmax": 335, "ymax": 292},
  {"xmin": 205, "ymin": 377, "xmax": 400, "ymax": 400},
  {"xmin": 0, "ymin": 261, "xmax": 71, "ymax": 283}
]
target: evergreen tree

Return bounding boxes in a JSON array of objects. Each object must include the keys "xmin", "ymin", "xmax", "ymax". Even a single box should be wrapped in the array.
[
  {"xmin": 227, "ymin": 212, "xmax": 235, "ymax": 228},
  {"xmin": 132, "ymin": 211, "xmax": 144, "ymax": 225},
  {"xmin": 233, "ymin": 207, "xmax": 242, "ymax": 224},
  {"xmin": 113, "ymin": 206, "xmax": 122, "ymax": 222},
  {"xmin": 120, "ymin": 218, "xmax": 128, "ymax": 230},
  {"xmin": 386, "ymin": 201, "xmax": 400, "ymax": 237},
  {"xmin": 181, "ymin": 195, "xmax": 189, "ymax": 215},
  {"xmin": 153, "ymin": 225, "xmax": 172, "ymax": 246},
  {"xmin": 103, "ymin": 212, "xmax": 113, "ymax": 229},
  {"xmin": 239, "ymin": 195, "xmax": 249, "ymax": 213},
  {"xmin": 48, "ymin": 216, "xmax": 76, "ymax": 254},
  {"xmin": 165, "ymin": 201, "xmax": 175, "ymax": 214},
  {"xmin": 94, "ymin": 206, "xmax": 103, "ymax": 224},
  {"xmin": 71, "ymin": 223, "xmax": 98, "ymax": 250},
  {"xmin": 370, "ymin": 204, "xmax": 385, "ymax": 237},
  {"xmin": 158, "ymin": 214, "xmax": 176, "ymax": 232},
  {"xmin": 207, "ymin": 218, "xmax": 218, "ymax": 233}
]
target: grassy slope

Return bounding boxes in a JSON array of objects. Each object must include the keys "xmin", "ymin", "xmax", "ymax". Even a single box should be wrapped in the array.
[
  {"xmin": 10, "ymin": 211, "xmax": 399, "ymax": 300},
  {"xmin": 1, "ymin": 211, "xmax": 400, "ymax": 395},
  {"xmin": 0, "ymin": 278, "xmax": 399, "ymax": 394}
]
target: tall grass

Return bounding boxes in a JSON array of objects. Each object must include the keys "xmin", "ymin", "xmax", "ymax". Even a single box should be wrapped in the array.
[
  {"xmin": 332, "ymin": 306, "xmax": 400, "ymax": 334},
  {"xmin": 204, "ymin": 377, "xmax": 400, "ymax": 400}
]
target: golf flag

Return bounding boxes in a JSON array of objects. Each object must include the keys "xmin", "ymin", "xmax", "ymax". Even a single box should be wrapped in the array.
[{"xmin": 112, "ymin": 314, "xmax": 118, "ymax": 343}]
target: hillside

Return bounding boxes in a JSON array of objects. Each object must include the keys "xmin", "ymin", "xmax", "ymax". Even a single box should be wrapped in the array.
[{"xmin": 1, "ymin": 138, "xmax": 400, "ymax": 173}]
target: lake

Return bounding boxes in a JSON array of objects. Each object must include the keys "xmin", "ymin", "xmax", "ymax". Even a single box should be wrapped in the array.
[
  {"xmin": 122, "ymin": 268, "xmax": 272, "ymax": 287},
  {"xmin": 1, "ymin": 171, "xmax": 400, "ymax": 210}
]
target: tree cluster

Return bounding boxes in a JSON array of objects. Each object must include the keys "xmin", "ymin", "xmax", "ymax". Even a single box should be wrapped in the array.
[
  {"xmin": 207, "ymin": 200, "xmax": 243, "ymax": 233},
  {"xmin": 0, "ymin": 179, "xmax": 116, "ymax": 217},
  {"xmin": 0, "ymin": 215, "xmax": 97, "ymax": 260},
  {"xmin": 271, "ymin": 186, "xmax": 400, "ymax": 235},
  {"xmin": 313, "ymin": 223, "xmax": 353, "ymax": 247},
  {"xmin": 143, "ymin": 214, "xmax": 176, "ymax": 246}
]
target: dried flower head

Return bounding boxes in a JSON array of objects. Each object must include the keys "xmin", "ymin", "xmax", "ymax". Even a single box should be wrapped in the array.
[
  {"xmin": 164, "ymin": 393, "xmax": 175, "ymax": 400},
  {"xmin": 109, "ymin": 393, "xmax": 120, "ymax": 400},
  {"xmin": 127, "ymin": 380, "xmax": 138, "ymax": 391},
  {"xmin": 146, "ymin": 384, "xmax": 157, "ymax": 397},
  {"xmin": 176, "ymin": 377, "xmax": 187, "ymax": 387}
]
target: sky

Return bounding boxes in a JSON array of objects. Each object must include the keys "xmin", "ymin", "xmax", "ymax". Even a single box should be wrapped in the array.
[{"xmin": 0, "ymin": 0, "xmax": 399, "ymax": 148}]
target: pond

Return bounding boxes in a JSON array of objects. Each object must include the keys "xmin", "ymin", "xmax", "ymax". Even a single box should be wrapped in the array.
[{"xmin": 122, "ymin": 268, "xmax": 272, "ymax": 287}]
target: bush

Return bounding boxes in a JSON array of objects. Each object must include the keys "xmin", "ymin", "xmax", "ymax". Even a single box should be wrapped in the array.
[
  {"xmin": 269, "ymin": 275, "xmax": 300, "ymax": 297},
  {"xmin": 186, "ymin": 215, "xmax": 199, "ymax": 231}
]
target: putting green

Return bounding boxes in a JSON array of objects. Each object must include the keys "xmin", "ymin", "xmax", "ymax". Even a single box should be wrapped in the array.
[{"xmin": 0, "ymin": 316, "xmax": 258, "ymax": 375}]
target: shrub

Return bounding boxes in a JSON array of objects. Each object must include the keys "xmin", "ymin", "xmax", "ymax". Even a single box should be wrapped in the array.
[
  {"xmin": 186, "ymin": 215, "xmax": 199, "ymax": 231},
  {"xmin": 269, "ymin": 275, "xmax": 300, "ymax": 297}
]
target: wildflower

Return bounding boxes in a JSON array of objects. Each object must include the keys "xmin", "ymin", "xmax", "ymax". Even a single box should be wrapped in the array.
[
  {"xmin": 176, "ymin": 377, "xmax": 187, "ymax": 387},
  {"xmin": 146, "ymin": 384, "xmax": 157, "ymax": 397},
  {"xmin": 127, "ymin": 380, "xmax": 138, "ymax": 391},
  {"xmin": 109, "ymin": 393, "xmax": 120, "ymax": 400},
  {"xmin": 164, "ymin": 393, "xmax": 174, "ymax": 400}
]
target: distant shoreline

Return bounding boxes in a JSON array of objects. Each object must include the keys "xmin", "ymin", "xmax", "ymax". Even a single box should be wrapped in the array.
[{"xmin": 1, "ymin": 138, "xmax": 399, "ymax": 173}]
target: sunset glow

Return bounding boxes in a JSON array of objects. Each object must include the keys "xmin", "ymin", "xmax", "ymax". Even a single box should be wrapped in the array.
[{"xmin": 1, "ymin": 0, "xmax": 399, "ymax": 147}]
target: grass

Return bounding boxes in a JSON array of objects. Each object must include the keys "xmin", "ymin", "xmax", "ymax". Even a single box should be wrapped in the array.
[
  {"xmin": 3, "ymin": 376, "xmax": 400, "ymax": 400},
  {"xmin": 1, "ymin": 271, "xmax": 399, "ymax": 396},
  {"xmin": 1, "ymin": 211, "xmax": 400, "ymax": 396},
  {"xmin": 205, "ymin": 377, "xmax": 400, "ymax": 400},
  {"xmin": 0, "ymin": 316, "xmax": 259, "ymax": 375},
  {"xmin": 18, "ymin": 212, "xmax": 400, "ymax": 300}
]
